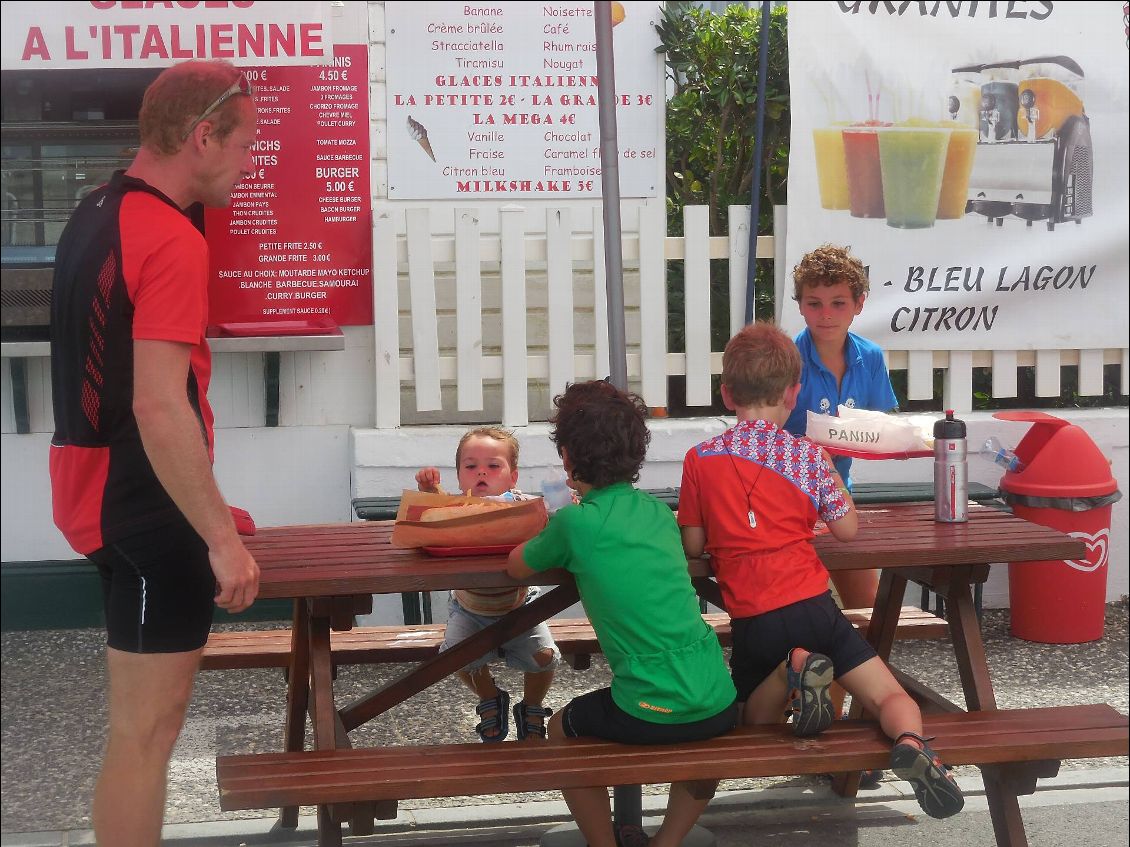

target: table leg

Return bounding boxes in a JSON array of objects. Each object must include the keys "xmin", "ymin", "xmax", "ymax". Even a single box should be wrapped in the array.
[
  {"xmin": 307, "ymin": 602, "xmax": 345, "ymax": 846},
  {"xmin": 279, "ymin": 600, "xmax": 311, "ymax": 829},
  {"xmin": 613, "ymin": 784, "xmax": 643, "ymax": 829},
  {"xmin": 944, "ymin": 569, "xmax": 997, "ymax": 711},
  {"xmin": 946, "ymin": 569, "xmax": 1031, "ymax": 847}
]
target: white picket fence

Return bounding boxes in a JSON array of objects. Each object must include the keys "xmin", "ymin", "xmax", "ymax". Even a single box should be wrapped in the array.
[
  {"xmin": 3, "ymin": 203, "xmax": 1126, "ymax": 434},
  {"xmin": 372, "ymin": 203, "xmax": 1128, "ymax": 429}
]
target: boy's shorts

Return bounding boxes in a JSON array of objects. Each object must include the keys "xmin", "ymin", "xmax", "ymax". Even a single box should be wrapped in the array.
[
  {"xmin": 562, "ymin": 687, "xmax": 738, "ymax": 744},
  {"xmin": 442, "ymin": 589, "xmax": 560, "ymax": 674},
  {"xmin": 729, "ymin": 591, "xmax": 877, "ymax": 702},
  {"xmin": 86, "ymin": 516, "xmax": 216, "ymax": 654}
]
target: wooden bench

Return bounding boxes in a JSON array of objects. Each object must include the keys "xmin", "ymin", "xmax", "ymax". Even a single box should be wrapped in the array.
[
  {"xmin": 217, "ymin": 703, "xmax": 1129, "ymax": 833},
  {"xmin": 201, "ymin": 606, "xmax": 950, "ymax": 672}
]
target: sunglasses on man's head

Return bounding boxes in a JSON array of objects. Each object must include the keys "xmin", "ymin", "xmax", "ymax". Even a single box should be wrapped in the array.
[{"xmin": 181, "ymin": 73, "xmax": 254, "ymax": 141}]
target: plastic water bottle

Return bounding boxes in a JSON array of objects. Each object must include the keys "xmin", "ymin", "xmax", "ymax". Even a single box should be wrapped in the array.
[
  {"xmin": 540, "ymin": 470, "xmax": 573, "ymax": 514},
  {"xmin": 980, "ymin": 436, "xmax": 1024, "ymax": 472}
]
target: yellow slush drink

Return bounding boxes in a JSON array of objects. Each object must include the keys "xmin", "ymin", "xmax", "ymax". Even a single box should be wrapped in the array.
[
  {"xmin": 877, "ymin": 126, "xmax": 949, "ymax": 229},
  {"xmin": 1018, "ymin": 78, "xmax": 1083, "ymax": 139},
  {"xmin": 813, "ymin": 127, "xmax": 850, "ymax": 210},
  {"xmin": 937, "ymin": 127, "xmax": 977, "ymax": 219}
]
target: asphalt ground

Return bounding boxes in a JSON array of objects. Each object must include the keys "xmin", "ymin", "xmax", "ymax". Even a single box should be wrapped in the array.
[{"xmin": 2, "ymin": 602, "xmax": 1127, "ymax": 846}]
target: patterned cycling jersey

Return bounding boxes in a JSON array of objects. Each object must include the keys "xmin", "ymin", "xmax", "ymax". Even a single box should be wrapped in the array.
[
  {"xmin": 50, "ymin": 171, "xmax": 213, "ymax": 554},
  {"xmin": 679, "ymin": 420, "xmax": 849, "ymax": 617}
]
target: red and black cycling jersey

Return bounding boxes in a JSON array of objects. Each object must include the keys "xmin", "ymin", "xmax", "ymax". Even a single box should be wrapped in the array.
[{"xmin": 50, "ymin": 171, "xmax": 214, "ymax": 554}]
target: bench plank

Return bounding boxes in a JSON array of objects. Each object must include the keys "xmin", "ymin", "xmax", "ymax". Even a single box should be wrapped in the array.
[
  {"xmin": 201, "ymin": 607, "xmax": 949, "ymax": 672},
  {"xmin": 217, "ymin": 703, "xmax": 1128, "ymax": 810}
]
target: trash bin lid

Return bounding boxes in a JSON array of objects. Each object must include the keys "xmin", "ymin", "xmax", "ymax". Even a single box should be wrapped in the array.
[{"xmin": 994, "ymin": 411, "xmax": 1118, "ymax": 498}]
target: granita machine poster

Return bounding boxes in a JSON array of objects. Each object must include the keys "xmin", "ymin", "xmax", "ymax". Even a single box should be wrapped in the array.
[{"xmin": 783, "ymin": 1, "xmax": 1129, "ymax": 353}]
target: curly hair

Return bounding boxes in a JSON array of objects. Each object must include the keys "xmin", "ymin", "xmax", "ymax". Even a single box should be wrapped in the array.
[
  {"xmin": 455, "ymin": 426, "xmax": 520, "ymax": 469},
  {"xmin": 792, "ymin": 244, "xmax": 869, "ymax": 302},
  {"xmin": 722, "ymin": 321, "xmax": 802, "ymax": 408},
  {"xmin": 549, "ymin": 381, "xmax": 651, "ymax": 489},
  {"xmin": 138, "ymin": 60, "xmax": 247, "ymax": 155}
]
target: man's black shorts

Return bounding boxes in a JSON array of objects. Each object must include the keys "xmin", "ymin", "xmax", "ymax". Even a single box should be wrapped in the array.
[
  {"xmin": 562, "ymin": 687, "xmax": 738, "ymax": 744},
  {"xmin": 87, "ymin": 516, "xmax": 215, "ymax": 653},
  {"xmin": 729, "ymin": 591, "xmax": 877, "ymax": 702}
]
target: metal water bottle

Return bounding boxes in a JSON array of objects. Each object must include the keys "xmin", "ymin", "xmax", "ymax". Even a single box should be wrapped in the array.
[
  {"xmin": 935, "ymin": 413, "xmax": 971, "ymax": 524},
  {"xmin": 933, "ymin": 410, "xmax": 968, "ymax": 522}
]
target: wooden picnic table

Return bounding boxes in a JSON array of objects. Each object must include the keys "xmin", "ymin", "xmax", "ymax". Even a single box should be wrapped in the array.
[{"xmin": 241, "ymin": 501, "xmax": 1086, "ymax": 846}]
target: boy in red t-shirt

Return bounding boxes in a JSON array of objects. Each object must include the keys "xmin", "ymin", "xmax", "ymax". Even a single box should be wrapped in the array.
[{"xmin": 678, "ymin": 322, "xmax": 963, "ymax": 820}]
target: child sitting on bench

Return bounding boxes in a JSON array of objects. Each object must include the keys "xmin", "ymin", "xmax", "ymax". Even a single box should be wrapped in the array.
[
  {"xmin": 508, "ymin": 380, "xmax": 738, "ymax": 847},
  {"xmin": 416, "ymin": 426, "xmax": 559, "ymax": 742},
  {"xmin": 678, "ymin": 322, "xmax": 964, "ymax": 820}
]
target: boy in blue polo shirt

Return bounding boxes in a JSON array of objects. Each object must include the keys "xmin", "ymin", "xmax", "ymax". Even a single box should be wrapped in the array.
[
  {"xmin": 508, "ymin": 380, "xmax": 738, "ymax": 847},
  {"xmin": 784, "ymin": 245, "xmax": 897, "ymax": 740},
  {"xmin": 784, "ymin": 245, "xmax": 897, "ymax": 783}
]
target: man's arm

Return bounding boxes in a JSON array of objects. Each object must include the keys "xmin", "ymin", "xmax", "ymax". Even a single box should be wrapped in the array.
[{"xmin": 133, "ymin": 339, "xmax": 259, "ymax": 612}]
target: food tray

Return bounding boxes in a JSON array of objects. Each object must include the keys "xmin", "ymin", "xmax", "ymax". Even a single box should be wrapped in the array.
[{"xmin": 823, "ymin": 446, "xmax": 932, "ymax": 460}]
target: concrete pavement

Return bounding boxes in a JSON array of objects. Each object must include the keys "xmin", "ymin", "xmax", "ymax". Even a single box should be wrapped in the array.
[{"xmin": 2, "ymin": 604, "xmax": 1127, "ymax": 846}]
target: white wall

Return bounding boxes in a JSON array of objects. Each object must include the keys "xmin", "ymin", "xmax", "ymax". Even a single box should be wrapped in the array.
[{"xmin": 0, "ymin": 426, "xmax": 353, "ymax": 562}]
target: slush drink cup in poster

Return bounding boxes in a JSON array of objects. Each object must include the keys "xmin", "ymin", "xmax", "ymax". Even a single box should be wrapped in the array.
[{"xmin": 784, "ymin": 2, "xmax": 1128, "ymax": 353}]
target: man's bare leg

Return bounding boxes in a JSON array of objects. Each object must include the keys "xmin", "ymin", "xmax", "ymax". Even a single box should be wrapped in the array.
[{"xmin": 93, "ymin": 646, "xmax": 200, "ymax": 847}]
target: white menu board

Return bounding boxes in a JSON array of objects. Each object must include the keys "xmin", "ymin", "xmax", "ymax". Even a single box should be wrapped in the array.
[{"xmin": 385, "ymin": 1, "xmax": 663, "ymax": 199}]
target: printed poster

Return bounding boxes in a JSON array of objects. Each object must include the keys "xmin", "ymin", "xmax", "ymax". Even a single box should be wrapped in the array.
[
  {"xmin": 205, "ymin": 44, "xmax": 373, "ymax": 326},
  {"xmin": 384, "ymin": 1, "xmax": 664, "ymax": 199},
  {"xmin": 784, "ymin": 1, "xmax": 1129, "ymax": 351}
]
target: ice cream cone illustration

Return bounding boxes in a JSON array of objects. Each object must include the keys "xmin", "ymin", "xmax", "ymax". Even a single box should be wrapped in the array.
[{"xmin": 407, "ymin": 115, "xmax": 436, "ymax": 162}]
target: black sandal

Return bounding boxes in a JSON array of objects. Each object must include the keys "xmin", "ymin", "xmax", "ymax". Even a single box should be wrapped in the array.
[
  {"xmin": 475, "ymin": 687, "xmax": 510, "ymax": 742},
  {"xmin": 513, "ymin": 701, "xmax": 553, "ymax": 740},
  {"xmin": 890, "ymin": 731, "xmax": 965, "ymax": 818}
]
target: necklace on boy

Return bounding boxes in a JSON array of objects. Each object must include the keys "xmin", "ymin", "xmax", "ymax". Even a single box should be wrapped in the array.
[{"xmin": 724, "ymin": 426, "xmax": 775, "ymax": 529}]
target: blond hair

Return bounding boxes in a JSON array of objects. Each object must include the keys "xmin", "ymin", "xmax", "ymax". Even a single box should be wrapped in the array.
[
  {"xmin": 722, "ymin": 321, "xmax": 802, "ymax": 407},
  {"xmin": 455, "ymin": 426, "xmax": 520, "ymax": 469}
]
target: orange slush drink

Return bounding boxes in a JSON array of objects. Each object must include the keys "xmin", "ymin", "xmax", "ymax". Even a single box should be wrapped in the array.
[
  {"xmin": 813, "ymin": 127, "xmax": 850, "ymax": 210},
  {"xmin": 877, "ymin": 126, "xmax": 949, "ymax": 229},
  {"xmin": 937, "ymin": 127, "xmax": 977, "ymax": 219},
  {"xmin": 1018, "ymin": 78, "xmax": 1083, "ymax": 138},
  {"xmin": 843, "ymin": 125, "xmax": 887, "ymax": 218}
]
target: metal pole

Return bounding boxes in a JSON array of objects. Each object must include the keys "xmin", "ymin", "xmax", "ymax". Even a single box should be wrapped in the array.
[
  {"xmin": 595, "ymin": 0, "xmax": 628, "ymax": 391},
  {"xmin": 744, "ymin": 0, "xmax": 773, "ymax": 326}
]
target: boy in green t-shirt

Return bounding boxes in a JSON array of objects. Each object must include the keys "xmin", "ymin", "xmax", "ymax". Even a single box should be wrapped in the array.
[{"xmin": 508, "ymin": 380, "xmax": 737, "ymax": 847}]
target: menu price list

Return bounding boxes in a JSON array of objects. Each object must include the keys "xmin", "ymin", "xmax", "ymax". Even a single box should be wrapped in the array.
[
  {"xmin": 206, "ymin": 43, "xmax": 373, "ymax": 326},
  {"xmin": 386, "ymin": 2, "xmax": 661, "ymax": 199}
]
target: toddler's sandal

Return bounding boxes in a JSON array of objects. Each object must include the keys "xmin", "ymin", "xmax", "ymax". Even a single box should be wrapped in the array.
[
  {"xmin": 513, "ymin": 701, "xmax": 553, "ymax": 740},
  {"xmin": 474, "ymin": 687, "xmax": 510, "ymax": 742}
]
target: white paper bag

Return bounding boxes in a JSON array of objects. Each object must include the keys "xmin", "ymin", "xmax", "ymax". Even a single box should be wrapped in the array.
[{"xmin": 806, "ymin": 407, "xmax": 932, "ymax": 453}]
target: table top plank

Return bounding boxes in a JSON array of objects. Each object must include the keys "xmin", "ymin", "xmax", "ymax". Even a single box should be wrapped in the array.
[{"xmin": 243, "ymin": 503, "xmax": 1084, "ymax": 600}]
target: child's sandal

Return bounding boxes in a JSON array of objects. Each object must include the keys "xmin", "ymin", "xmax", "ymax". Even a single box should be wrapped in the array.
[
  {"xmin": 889, "ymin": 731, "xmax": 965, "ymax": 819},
  {"xmin": 513, "ymin": 701, "xmax": 553, "ymax": 740},
  {"xmin": 785, "ymin": 650, "xmax": 835, "ymax": 737},
  {"xmin": 474, "ymin": 687, "xmax": 510, "ymax": 742}
]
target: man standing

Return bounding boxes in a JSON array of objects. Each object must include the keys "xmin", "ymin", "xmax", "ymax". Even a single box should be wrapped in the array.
[{"xmin": 49, "ymin": 60, "xmax": 260, "ymax": 847}]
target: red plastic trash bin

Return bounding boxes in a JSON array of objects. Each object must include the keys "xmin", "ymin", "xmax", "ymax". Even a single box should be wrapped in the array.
[{"xmin": 994, "ymin": 411, "xmax": 1121, "ymax": 644}]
